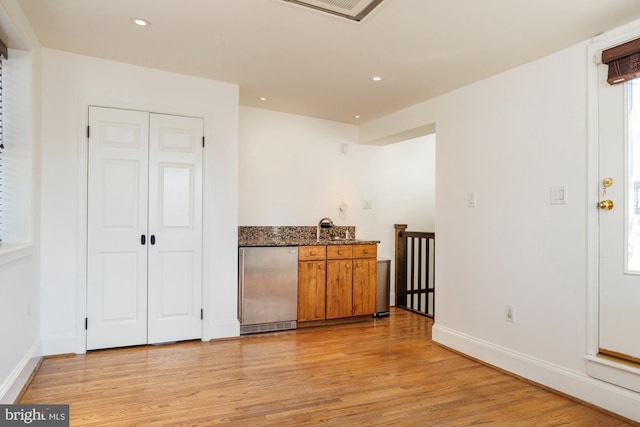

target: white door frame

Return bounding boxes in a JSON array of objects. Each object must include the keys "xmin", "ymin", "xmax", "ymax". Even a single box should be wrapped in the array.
[
  {"xmin": 75, "ymin": 98, "xmax": 208, "ymax": 354},
  {"xmin": 586, "ymin": 22, "xmax": 640, "ymax": 387}
]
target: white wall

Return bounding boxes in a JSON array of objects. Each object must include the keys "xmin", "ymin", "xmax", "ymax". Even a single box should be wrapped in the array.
[
  {"xmin": 39, "ymin": 48, "xmax": 239, "ymax": 355},
  {"xmin": 360, "ymin": 28, "xmax": 640, "ymax": 422},
  {"xmin": 239, "ymin": 106, "xmax": 435, "ymax": 297},
  {"xmin": 0, "ymin": 0, "xmax": 42, "ymax": 402}
]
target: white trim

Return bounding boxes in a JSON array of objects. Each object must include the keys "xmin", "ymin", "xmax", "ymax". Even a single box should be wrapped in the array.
[
  {"xmin": 586, "ymin": 355, "xmax": 640, "ymax": 393},
  {"xmin": 433, "ymin": 324, "xmax": 640, "ymax": 422},
  {"xmin": 204, "ymin": 318, "xmax": 240, "ymax": 341},
  {"xmin": 586, "ymin": 18, "xmax": 640, "ymax": 389},
  {"xmin": 0, "ymin": 0, "xmax": 41, "ymax": 51},
  {"xmin": 41, "ymin": 333, "xmax": 78, "ymax": 357},
  {"xmin": 0, "ymin": 242, "xmax": 35, "ymax": 266},
  {"xmin": 0, "ymin": 338, "xmax": 41, "ymax": 403}
]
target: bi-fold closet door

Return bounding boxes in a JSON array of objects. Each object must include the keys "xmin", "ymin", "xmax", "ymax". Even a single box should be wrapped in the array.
[{"xmin": 87, "ymin": 106, "xmax": 203, "ymax": 350}]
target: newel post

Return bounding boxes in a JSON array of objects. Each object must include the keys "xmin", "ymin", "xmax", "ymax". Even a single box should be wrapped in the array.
[{"xmin": 394, "ymin": 224, "xmax": 407, "ymax": 307}]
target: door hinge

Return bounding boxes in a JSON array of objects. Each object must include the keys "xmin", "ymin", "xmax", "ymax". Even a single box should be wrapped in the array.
[
  {"xmin": 202, "ymin": 136, "xmax": 205, "ymax": 148},
  {"xmin": 201, "ymin": 309, "xmax": 203, "ymax": 320},
  {"xmin": 85, "ymin": 317, "xmax": 88, "ymax": 330},
  {"xmin": 87, "ymin": 125, "xmax": 90, "ymax": 138}
]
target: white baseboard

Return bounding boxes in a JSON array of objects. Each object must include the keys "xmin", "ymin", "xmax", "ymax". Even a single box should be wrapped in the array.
[
  {"xmin": 0, "ymin": 339, "xmax": 41, "ymax": 404},
  {"xmin": 41, "ymin": 333, "xmax": 81, "ymax": 356},
  {"xmin": 203, "ymin": 318, "xmax": 240, "ymax": 341},
  {"xmin": 432, "ymin": 324, "xmax": 640, "ymax": 422}
]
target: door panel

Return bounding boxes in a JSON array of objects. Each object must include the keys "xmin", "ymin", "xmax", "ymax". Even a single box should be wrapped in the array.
[
  {"xmin": 100, "ymin": 252, "xmax": 143, "ymax": 320},
  {"xmin": 160, "ymin": 164, "xmax": 194, "ymax": 227},
  {"xmin": 147, "ymin": 114, "xmax": 203, "ymax": 344},
  {"xmin": 157, "ymin": 251, "xmax": 194, "ymax": 316},
  {"xmin": 87, "ymin": 107, "xmax": 149, "ymax": 350},
  {"xmin": 598, "ymin": 67, "xmax": 640, "ymax": 362},
  {"xmin": 102, "ymin": 160, "xmax": 141, "ymax": 227}
]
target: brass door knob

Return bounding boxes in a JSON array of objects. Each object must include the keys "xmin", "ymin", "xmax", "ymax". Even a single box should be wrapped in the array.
[{"xmin": 598, "ymin": 200, "xmax": 615, "ymax": 210}]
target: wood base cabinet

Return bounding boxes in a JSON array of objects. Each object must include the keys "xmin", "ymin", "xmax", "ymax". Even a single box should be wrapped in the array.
[
  {"xmin": 299, "ymin": 243, "xmax": 377, "ymax": 322},
  {"xmin": 298, "ymin": 246, "xmax": 327, "ymax": 321},
  {"xmin": 353, "ymin": 258, "xmax": 376, "ymax": 316},
  {"xmin": 326, "ymin": 245, "xmax": 353, "ymax": 319},
  {"xmin": 352, "ymin": 244, "xmax": 377, "ymax": 316},
  {"xmin": 326, "ymin": 259, "xmax": 353, "ymax": 319}
]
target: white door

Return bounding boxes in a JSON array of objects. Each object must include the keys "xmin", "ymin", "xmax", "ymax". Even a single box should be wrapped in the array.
[
  {"xmin": 598, "ymin": 66, "xmax": 640, "ymax": 363},
  {"xmin": 87, "ymin": 107, "xmax": 150, "ymax": 350},
  {"xmin": 147, "ymin": 114, "xmax": 203, "ymax": 344},
  {"xmin": 87, "ymin": 107, "xmax": 203, "ymax": 350}
]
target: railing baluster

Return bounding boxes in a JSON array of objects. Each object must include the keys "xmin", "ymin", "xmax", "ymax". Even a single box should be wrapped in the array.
[
  {"xmin": 417, "ymin": 236, "xmax": 422, "ymax": 312},
  {"xmin": 394, "ymin": 227, "xmax": 435, "ymax": 318}
]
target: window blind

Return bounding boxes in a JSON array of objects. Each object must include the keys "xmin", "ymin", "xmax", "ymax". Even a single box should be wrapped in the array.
[
  {"xmin": 602, "ymin": 37, "xmax": 640, "ymax": 85},
  {"xmin": 0, "ymin": 38, "xmax": 6, "ymax": 243}
]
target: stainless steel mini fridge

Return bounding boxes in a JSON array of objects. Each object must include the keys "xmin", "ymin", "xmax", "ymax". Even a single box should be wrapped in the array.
[{"xmin": 238, "ymin": 246, "xmax": 299, "ymax": 334}]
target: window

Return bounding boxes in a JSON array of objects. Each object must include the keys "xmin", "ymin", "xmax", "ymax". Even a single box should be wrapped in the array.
[{"xmin": 0, "ymin": 38, "xmax": 6, "ymax": 243}]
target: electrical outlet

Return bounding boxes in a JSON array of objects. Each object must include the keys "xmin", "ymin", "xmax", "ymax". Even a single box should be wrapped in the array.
[{"xmin": 505, "ymin": 305, "xmax": 515, "ymax": 323}]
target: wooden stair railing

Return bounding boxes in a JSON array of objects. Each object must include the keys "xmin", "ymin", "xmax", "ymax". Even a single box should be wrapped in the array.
[{"xmin": 394, "ymin": 224, "xmax": 435, "ymax": 318}]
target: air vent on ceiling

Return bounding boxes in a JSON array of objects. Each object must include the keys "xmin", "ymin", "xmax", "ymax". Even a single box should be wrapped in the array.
[{"xmin": 282, "ymin": 0, "xmax": 384, "ymax": 22}]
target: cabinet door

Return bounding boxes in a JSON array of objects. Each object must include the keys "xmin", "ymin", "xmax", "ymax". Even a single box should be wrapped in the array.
[
  {"xmin": 326, "ymin": 260, "xmax": 353, "ymax": 319},
  {"xmin": 298, "ymin": 261, "xmax": 326, "ymax": 321},
  {"xmin": 353, "ymin": 258, "xmax": 376, "ymax": 316}
]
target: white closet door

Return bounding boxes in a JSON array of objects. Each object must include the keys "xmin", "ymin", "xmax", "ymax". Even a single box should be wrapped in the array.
[
  {"xmin": 87, "ymin": 107, "xmax": 150, "ymax": 350},
  {"xmin": 147, "ymin": 114, "xmax": 203, "ymax": 343}
]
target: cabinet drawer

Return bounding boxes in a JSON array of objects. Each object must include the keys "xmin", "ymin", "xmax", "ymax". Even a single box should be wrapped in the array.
[
  {"xmin": 299, "ymin": 245, "xmax": 326, "ymax": 261},
  {"xmin": 353, "ymin": 244, "xmax": 377, "ymax": 259},
  {"xmin": 327, "ymin": 245, "xmax": 353, "ymax": 259}
]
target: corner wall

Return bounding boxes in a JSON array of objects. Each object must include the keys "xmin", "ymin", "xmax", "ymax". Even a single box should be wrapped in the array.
[
  {"xmin": 39, "ymin": 48, "xmax": 239, "ymax": 354},
  {"xmin": 238, "ymin": 106, "xmax": 435, "ymax": 292},
  {"xmin": 359, "ymin": 30, "xmax": 640, "ymax": 422}
]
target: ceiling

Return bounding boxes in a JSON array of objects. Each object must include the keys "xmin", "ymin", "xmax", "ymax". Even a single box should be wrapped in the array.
[{"xmin": 14, "ymin": 0, "xmax": 640, "ymax": 124}]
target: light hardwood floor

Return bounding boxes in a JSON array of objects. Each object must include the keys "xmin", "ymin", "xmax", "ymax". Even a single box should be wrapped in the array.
[{"xmin": 20, "ymin": 308, "xmax": 637, "ymax": 426}]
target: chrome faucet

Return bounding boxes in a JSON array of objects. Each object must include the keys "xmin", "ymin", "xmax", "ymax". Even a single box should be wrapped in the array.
[{"xmin": 317, "ymin": 217, "xmax": 334, "ymax": 241}]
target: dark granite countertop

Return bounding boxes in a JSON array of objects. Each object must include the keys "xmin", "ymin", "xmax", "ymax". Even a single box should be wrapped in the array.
[
  {"xmin": 238, "ymin": 225, "xmax": 379, "ymax": 247},
  {"xmin": 238, "ymin": 238, "xmax": 379, "ymax": 247}
]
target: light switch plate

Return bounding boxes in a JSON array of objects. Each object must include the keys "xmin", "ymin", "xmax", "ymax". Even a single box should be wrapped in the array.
[
  {"xmin": 467, "ymin": 192, "xmax": 477, "ymax": 208},
  {"xmin": 550, "ymin": 186, "xmax": 568, "ymax": 205}
]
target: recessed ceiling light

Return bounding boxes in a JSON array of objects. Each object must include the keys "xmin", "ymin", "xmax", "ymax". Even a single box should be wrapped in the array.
[
  {"xmin": 258, "ymin": 97, "xmax": 267, "ymax": 101},
  {"xmin": 132, "ymin": 18, "xmax": 151, "ymax": 27},
  {"xmin": 371, "ymin": 76, "xmax": 383, "ymax": 82},
  {"xmin": 355, "ymin": 115, "xmax": 361, "ymax": 119}
]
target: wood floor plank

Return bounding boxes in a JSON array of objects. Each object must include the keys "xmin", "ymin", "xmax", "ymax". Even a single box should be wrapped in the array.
[{"xmin": 19, "ymin": 308, "xmax": 637, "ymax": 426}]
